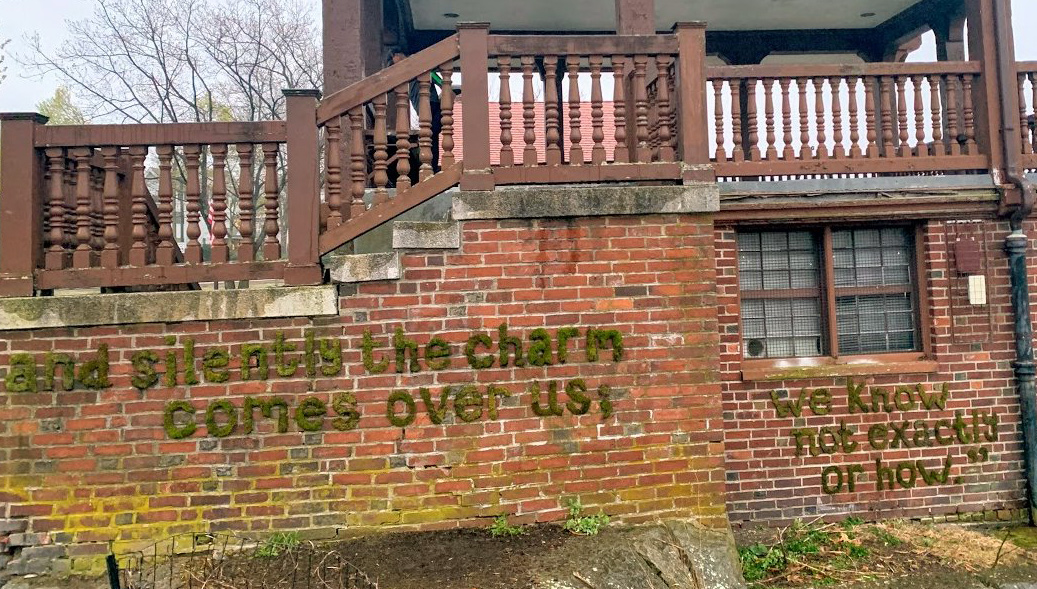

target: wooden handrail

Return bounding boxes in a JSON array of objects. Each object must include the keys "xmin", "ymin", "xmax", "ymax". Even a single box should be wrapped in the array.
[
  {"xmin": 488, "ymin": 34, "xmax": 677, "ymax": 57},
  {"xmin": 316, "ymin": 34, "xmax": 460, "ymax": 126},
  {"xmin": 35, "ymin": 121, "xmax": 286, "ymax": 148},
  {"xmin": 708, "ymin": 61, "xmax": 983, "ymax": 80},
  {"xmin": 1018, "ymin": 61, "xmax": 1037, "ymax": 71}
]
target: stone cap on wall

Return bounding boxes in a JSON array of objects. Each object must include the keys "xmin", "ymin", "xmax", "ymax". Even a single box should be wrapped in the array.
[
  {"xmin": 0, "ymin": 285, "xmax": 339, "ymax": 331},
  {"xmin": 452, "ymin": 183, "xmax": 720, "ymax": 220}
]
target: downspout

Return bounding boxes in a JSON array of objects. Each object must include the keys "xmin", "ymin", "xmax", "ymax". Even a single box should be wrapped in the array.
[{"xmin": 991, "ymin": 0, "xmax": 1037, "ymax": 524}]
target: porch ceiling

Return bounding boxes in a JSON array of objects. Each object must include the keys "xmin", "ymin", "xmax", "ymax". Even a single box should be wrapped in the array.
[{"xmin": 407, "ymin": 0, "xmax": 926, "ymax": 32}]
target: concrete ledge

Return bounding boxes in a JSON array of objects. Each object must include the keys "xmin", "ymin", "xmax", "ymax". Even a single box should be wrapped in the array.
[
  {"xmin": 452, "ymin": 183, "xmax": 719, "ymax": 220},
  {"xmin": 0, "ymin": 286, "xmax": 339, "ymax": 331},
  {"xmin": 325, "ymin": 252, "xmax": 401, "ymax": 283},
  {"xmin": 392, "ymin": 221, "xmax": 460, "ymax": 249},
  {"xmin": 720, "ymin": 173, "xmax": 996, "ymax": 197}
]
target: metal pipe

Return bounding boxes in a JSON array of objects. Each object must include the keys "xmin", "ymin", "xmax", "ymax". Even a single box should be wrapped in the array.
[{"xmin": 990, "ymin": 0, "xmax": 1037, "ymax": 524}]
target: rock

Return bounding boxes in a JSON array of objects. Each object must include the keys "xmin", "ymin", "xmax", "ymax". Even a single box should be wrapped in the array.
[{"xmin": 558, "ymin": 519, "xmax": 745, "ymax": 589}]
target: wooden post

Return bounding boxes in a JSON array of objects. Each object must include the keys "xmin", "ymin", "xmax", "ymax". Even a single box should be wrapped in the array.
[
  {"xmin": 283, "ymin": 89, "xmax": 324, "ymax": 286},
  {"xmin": 458, "ymin": 23, "xmax": 494, "ymax": 191},
  {"xmin": 965, "ymin": 0, "xmax": 1009, "ymax": 180},
  {"xmin": 0, "ymin": 113, "xmax": 48, "ymax": 296},
  {"xmin": 673, "ymin": 22, "xmax": 712, "ymax": 183},
  {"xmin": 615, "ymin": 0, "xmax": 655, "ymax": 34}
]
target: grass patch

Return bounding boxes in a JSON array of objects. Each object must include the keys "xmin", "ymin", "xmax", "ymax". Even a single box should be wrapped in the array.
[
  {"xmin": 738, "ymin": 518, "xmax": 871, "ymax": 586},
  {"xmin": 256, "ymin": 532, "xmax": 301, "ymax": 559}
]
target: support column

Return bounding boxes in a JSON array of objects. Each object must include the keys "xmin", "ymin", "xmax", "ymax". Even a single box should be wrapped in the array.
[
  {"xmin": 323, "ymin": 0, "xmax": 384, "ymax": 94},
  {"xmin": 965, "ymin": 0, "xmax": 1009, "ymax": 178},
  {"xmin": 0, "ymin": 113, "xmax": 48, "ymax": 297},
  {"xmin": 616, "ymin": 0, "xmax": 655, "ymax": 35},
  {"xmin": 932, "ymin": 12, "xmax": 967, "ymax": 62}
]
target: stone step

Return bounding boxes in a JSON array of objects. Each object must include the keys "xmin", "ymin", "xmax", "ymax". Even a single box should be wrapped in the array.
[
  {"xmin": 324, "ymin": 252, "xmax": 401, "ymax": 284},
  {"xmin": 392, "ymin": 221, "xmax": 460, "ymax": 250}
]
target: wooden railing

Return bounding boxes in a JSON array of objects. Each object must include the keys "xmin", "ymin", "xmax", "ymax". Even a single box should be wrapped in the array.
[
  {"xmin": 1018, "ymin": 62, "xmax": 1037, "ymax": 172},
  {"xmin": 707, "ymin": 62, "xmax": 989, "ymax": 179},
  {"xmin": 485, "ymin": 33, "xmax": 687, "ymax": 184}
]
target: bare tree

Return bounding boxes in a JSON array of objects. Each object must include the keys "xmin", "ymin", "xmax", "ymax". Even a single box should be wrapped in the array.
[{"xmin": 20, "ymin": 0, "xmax": 322, "ymax": 256}]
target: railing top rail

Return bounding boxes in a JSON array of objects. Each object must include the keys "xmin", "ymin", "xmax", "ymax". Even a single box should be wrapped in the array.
[
  {"xmin": 316, "ymin": 33, "xmax": 460, "ymax": 126},
  {"xmin": 34, "ymin": 121, "xmax": 287, "ymax": 148},
  {"xmin": 1017, "ymin": 61, "xmax": 1037, "ymax": 71},
  {"xmin": 488, "ymin": 34, "xmax": 678, "ymax": 57},
  {"xmin": 707, "ymin": 60, "xmax": 983, "ymax": 80}
]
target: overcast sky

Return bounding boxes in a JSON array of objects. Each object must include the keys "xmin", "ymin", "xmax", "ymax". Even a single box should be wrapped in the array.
[{"xmin": 1, "ymin": 0, "xmax": 1036, "ymax": 112}]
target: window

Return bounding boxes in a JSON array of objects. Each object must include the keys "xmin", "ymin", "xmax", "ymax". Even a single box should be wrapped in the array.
[{"xmin": 738, "ymin": 226, "xmax": 921, "ymax": 360}]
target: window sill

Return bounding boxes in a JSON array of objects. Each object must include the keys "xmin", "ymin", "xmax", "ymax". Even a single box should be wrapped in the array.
[{"xmin": 741, "ymin": 355, "xmax": 939, "ymax": 382}]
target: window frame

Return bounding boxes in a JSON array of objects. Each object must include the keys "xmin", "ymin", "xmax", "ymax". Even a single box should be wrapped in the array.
[{"xmin": 735, "ymin": 223, "xmax": 933, "ymax": 378}]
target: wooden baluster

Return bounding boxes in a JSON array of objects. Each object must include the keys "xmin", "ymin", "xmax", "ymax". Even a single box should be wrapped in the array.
[
  {"xmin": 63, "ymin": 158, "xmax": 76, "ymax": 253},
  {"xmin": 90, "ymin": 164, "xmax": 104, "ymax": 257},
  {"xmin": 646, "ymin": 82, "xmax": 658, "ymax": 155},
  {"xmin": 262, "ymin": 143, "xmax": 280, "ymax": 260},
  {"xmin": 72, "ymin": 148, "xmax": 93, "ymax": 268},
  {"xmin": 127, "ymin": 146, "xmax": 149, "ymax": 266},
  {"xmin": 667, "ymin": 65, "xmax": 678, "ymax": 155},
  {"xmin": 612, "ymin": 56, "xmax": 629, "ymax": 163},
  {"xmin": 713, "ymin": 80, "xmax": 728, "ymax": 161},
  {"xmin": 828, "ymin": 78, "xmax": 843, "ymax": 159},
  {"xmin": 521, "ymin": 55, "xmax": 538, "ymax": 165},
  {"xmin": 780, "ymin": 78, "xmax": 795, "ymax": 160},
  {"xmin": 912, "ymin": 75, "xmax": 926, "ymax": 156},
  {"xmin": 348, "ymin": 107, "xmax": 366, "ymax": 217},
  {"xmin": 880, "ymin": 76, "xmax": 895, "ymax": 157},
  {"xmin": 326, "ymin": 117, "xmax": 345, "ymax": 227},
  {"xmin": 962, "ymin": 74, "xmax": 978, "ymax": 154},
  {"xmin": 633, "ymin": 55, "xmax": 650, "ymax": 162},
  {"xmin": 864, "ymin": 76, "xmax": 878, "ymax": 158},
  {"xmin": 372, "ymin": 93, "xmax": 389, "ymax": 205},
  {"xmin": 589, "ymin": 55, "xmax": 607, "ymax": 164},
  {"xmin": 929, "ymin": 74, "xmax": 944, "ymax": 156},
  {"xmin": 946, "ymin": 75, "xmax": 961, "ymax": 155},
  {"xmin": 210, "ymin": 144, "xmax": 229, "ymax": 264},
  {"xmin": 183, "ymin": 144, "xmax": 202, "ymax": 264},
  {"xmin": 439, "ymin": 61, "xmax": 456, "ymax": 168},
  {"xmin": 730, "ymin": 79, "xmax": 744, "ymax": 162},
  {"xmin": 392, "ymin": 88, "xmax": 411, "ymax": 193},
  {"xmin": 417, "ymin": 73, "xmax": 434, "ymax": 179},
  {"xmin": 545, "ymin": 57, "xmax": 562, "ymax": 166},
  {"xmin": 847, "ymin": 77, "xmax": 862, "ymax": 158},
  {"xmin": 655, "ymin": 54, "xmax": 674, "ymax": 161},
  {"xmin": 498, "ymin": 55, "xmax": 514, "ymax": 167},
  {"xmin": 100, "ymin": 147, "xmax": 121, "ymax": 267},
  {"xmin": 568, "ymin": 56, "xmax": 584, "ymax": 164},
  {"xmin": 896, "ymin": 77, "xmax": 910, "ymax": 156},
  {"xmin": 1030, "ymin": 72, "xmax": 1037, "ymax": 153},
  {"xmin": 763, "ymin": 78, "xmax": 777, "ymax": 160},
  {"xmin": 1020, "ymin": 73, "xmax": 1032, "ymax": 155},
  {"xmin": 236, "ymin": 144, "xmax": 255, "ymax": 262},
  {"xmin": 814, "ymin": 78, "xmax": 829, "ymax": 160},
  {"xmin": 155, "ymin": 145, "xmax": 176, "ymax": 265},
  {"xmin": 44, "ymin": 149, "xmax": 67, "ymax": 269},
  {"xmin": 793, "ymin": 79, "xmax": 809, "ymax": 160},
  {"xmin": 746, "ymin": 78, "xmax": 761, "ymax": 161}
]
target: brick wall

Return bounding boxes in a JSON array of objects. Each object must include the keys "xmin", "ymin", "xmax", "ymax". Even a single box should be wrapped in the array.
[
  {"xmin": 0, "ymin": 214, "xmax": 726, "ymax": 574},
  {"xmin": 717, "ymin": 219, "xmax": 1028, "ymax": 526}
]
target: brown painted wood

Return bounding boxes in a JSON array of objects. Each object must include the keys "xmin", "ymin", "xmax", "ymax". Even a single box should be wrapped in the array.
[
  {"xmin": 209, "ymin": 144, "xmax": 229, "ymax": 264},
  {"xmin": 763, "ymin": 79, "xmax": 777, "ymax": 160},
  {"xmin": 612, "ymin": 56, "xmax": 630, "ymax": 164},
  {"xmin": 713, "ymin": 80, "xmax": 728, "ymax": 161},
  {"xmin": 326, "ymin": 116, "xmax": 345, "ymax": 228},
  {"xmin": 864, "ymin": 77, "xmax": 878, "ymax": 158},
  {"xmin": 947, "ymin": 75, "xmax": 962, "ymax": 156},
  {"xmin": 499, "ymin": 56, "xmax": 515, "ymax": 167},
  {"xmin": 896, "ymin": 77, "xmax": 910, "ymax": 157},
  {"xmin": 522, "ymin": 55, "xmax": 539, "ymax": 165},
  {"xmin": 544, "ymin": 57, "xmax": 562, "ymax": 166},
  {"xmin": 317, "ymin": 34, "xmax": 460, "ymax": 125},
  {"xmin": 319, "ymin": 163, "xmax": 462, "ymax": 255},
  {"xmin": 814, "ymin": 78, "xmax": 829, "ymax": 160},
  {"xmin": 614, "ymin": 0, "xmax": 654, "ymax": 35},
  {"xmin": 0, "ymin": 114, "xmax": 47, "ymax": 293},
  {"xmin": 708, "ymin": 61, "xmax": 982, "ymax": 80},
  {"xmin": 913, "ymin": 224, "xmax": 933, "ymax": 358},
  {"xmin": 392, "ymin": 87, "xmax": 412, "ymax": 192},
  {"xmin": 458, "ymin": 23, "xmax": 493, "ymax": 188},
  {"xmin": 236, "ymin": 143, "xmax": 256, "ymax": 263},
  {"xmin": 155, "ymin": 145, "xmax": 176, "ymax": 266},
  {"xmin": 36, "ymin": 121, "xmax": 286, "ymax": 148},
  {"xmin": 962, "ymin": 74, "xmax": 979, "ymax": 154},
  {"xmin": 796, "ymin": 79, "xmax": 809, "ymax": 160},
  {"xmin": 261, "ymin": 143, "xmax": 281, "ymax": 260},
  {"xmin": 715, "ymin": 154, "xmax": 989, "ymax": 178},
  {"xmin": 832, "ymin": 78, "xmax": 845, "ymax": 159},
  {"xmin": 183, "ymin": 145, "xmax": 203, "ymax": 264},
  {"xmin": 373, "ymin": 92, "xmax": 390, "ymax": 204},
  {"xmin": 36, "ymin": 261, "xmax": 288, "ymax": 290},
  {"xmin": 417, "ymin": 74, "xmax": 434, "ymax": 180},
  {"xmin": 284, "ymin": 90, "xmax": 321, "ymax": 283},
  {"xmin": 912, "ymin": 75, "xmax": 926, "ymax": 156},
  {"xmin": 746, "ymin": 79, "xmax": 761, "ymax": 162},
  {"xmin": 716, "ymin": 194, "xmax": 998, "ymax": 223},
  {"xmin": 849, "ymin": 77, "xmax": 863, "ymax": 159},
  {"xmin": 780, "ymin": 78, "xmax": 795, "ymax": 160},
  {"xmin": 72, "ymin": 149, "xmax": 93, "ymax": 268},
  {"xmin": 590, "ymin": 55, "xmax": 607, "ymax": 165},
  {"xmin": 730, "ymin": 80, "xmax": 744, "ymax": 163},
  {"xmin": 822, "ymin": 228, "xmax": 838, "ymax": 357},
  {"xmin": 439, "ymin": 60, "xmax": 457, "ymax": 168},
  {"xmin": 674, "ymin": 23, "xmax": 708, "ymax": 174},
  {"xmin": 128, "ymin": 146, "xmax": 149, "ymax": 267},
  {"xmin": 632, "ymin": 54, "xmax": 651, "ymax": 162},
  {"xmin": 568, "ymin": 56, "xmax": 584, "ymax": 164},
  {"xmin": 488, "ymin": 35, "xmax": 676, "ymax": 57},
  {"xmin": 880, "ymin": 77, "xmax": 895, "ymax": 157},
  {"xmin": 348, "ymin": 108, "xmax": 366, "ymax": 218},
  {"xmin": 1020, "ymin": 73, "xmax": 1033, "ymax": 155},
  {"xmin": 44, "ymin": 148, "xmax": 68, "ymax": 270},
  {"xmin": 929, "ymin": 75, "xmax": 945, "ymax": 156}
]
